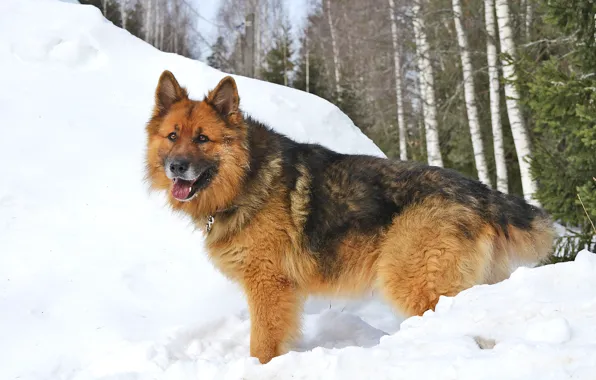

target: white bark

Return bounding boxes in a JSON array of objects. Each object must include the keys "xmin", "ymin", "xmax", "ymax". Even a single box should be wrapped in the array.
[
  {"xmin": 154, "ymin": 0, "xmax": 160, "ymax": 47},
  {"xmin": 525, "ymin": 0, "xmax": 533, "ymax": 39},
  {"xmin": 484, "ymin": 0, "xmax": 508, "ymax": 193},
  {"xmin": 326, "ymin": 0, "xmax": 342, "ymax": 102},
  {"xmin": 155, "ymin": 0, "xmax": 164, "ymax": 50},
  {"xmin": 159, "ymin": 14, "xmax": 165, "ymax": 49},
  {"xmin": 283, "ymin": 29, "xmax": 288, "ymax": 86},
  {"xmin": 173, "ymin": 0, "xmax": 179, "ymax": 54},
  {"xmin": 452, "ymin": 0, "xmax": 491, "ymax": 186},
  {"xmin": 412, "ymin": 1, "xmax": 443, "ymax": 167},
  {"xmin": 495, "ymin": 0, "xmax": 539, "ymax": 204},
  {"xmin": 254, "ymin": 0, "xmax": 261, "ymax": 78},
  {"xmin": 305, "ymin": 32, "xmax": 310, "ymax": 93},
  {"xmin": 120, "ymin": 0, "xmax": 128, "ymax": 30},
  {"xmin": 145, "ymin": 0, "xmax": 153, "ymax": 43},
  {"xmin": 102, "ymin": 0, "xmax": 107, "ymax": 16},
  {"xmin": 388, "ymin": 0, "xmax": 408, "ymax": 161}
]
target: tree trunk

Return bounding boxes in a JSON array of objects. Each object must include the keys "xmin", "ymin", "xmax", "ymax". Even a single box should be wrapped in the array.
[
  {"xmin": 154, "ymin": 0, "xmax": 160, "ymax": 48},
  {"xmin": 524, "ymin": 0, "xmax": 533, "ymax": 39},
  {"xmin": 495, "ymin": 0, "xmax": 539, "ymax": 204},
  {"xmin": 120, "ymin": 0, "xmax": 127, "ymax": 30},
  {"xmin": 173, "ymin": 0, "xmax": 179, "ymax": 54},
  {"xmin": 484, "ymin": 0, "xmax": 508, "ymax": 193},
  {"xmin": 388, "ymin": 0, "xmax": 408, "ymax": 161},
  {"xmin": 159, "ymin": 16, "xmax": 164, "ymax": 50},
  {"xmin": 412, "ymin": 0, "xmax": 443, "ymax": 167},
  {"xmin": 305, "ymin": 32, "xmax": 310, "ymax": 93},
  {"xmin": 452, "ymin": 0, "xmax": 491, "ymax": 186},
  {"xmin": 145, "ymin": 0, "xmax": 153, "ymax": 44},
  {"xmin": 326, "ymin": 0, "xmax": 342, "ymax": 103},
  {"xmin": 102, "ymin": 0, "xmax": 107, "ymax": 16},
  {"xmin": 157, "ymin": 0, "xmax": 164, "ymax": 50},
  {"xmin": 254, "ymin": 0, "xmax": 261, "ymax": 79},
  {"xmin": 283, "ymin": 31, "xmax": 288, "ymax": 86}
]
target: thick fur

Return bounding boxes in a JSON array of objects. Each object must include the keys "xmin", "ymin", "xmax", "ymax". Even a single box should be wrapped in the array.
[{"xmin": 145, "ymin": 71, "xmax": 555, "ymax": 364}]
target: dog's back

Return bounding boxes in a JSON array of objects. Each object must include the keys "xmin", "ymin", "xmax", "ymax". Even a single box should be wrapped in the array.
[{"xmin": 268, "ymin": 131, "xmax": 555, "ymax": 314}]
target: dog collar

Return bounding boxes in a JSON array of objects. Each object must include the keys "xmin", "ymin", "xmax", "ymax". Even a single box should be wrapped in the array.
[
  {"xmin": 206, "ymin": 215, "xmax": 215, "ymax": 233},
  {"xmin": 205, "ymin": 205, "xmax": 238, "ymax": 233}
]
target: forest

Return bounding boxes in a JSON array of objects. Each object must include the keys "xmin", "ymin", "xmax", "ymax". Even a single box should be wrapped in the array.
[{"xmin": 80, "ymin": 0, "xmax": 595, "ymax": 259}]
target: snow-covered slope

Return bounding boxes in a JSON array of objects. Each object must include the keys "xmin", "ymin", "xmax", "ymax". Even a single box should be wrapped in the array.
[{"xmin": 0, "ymin": 0, "xmax": 595, "ymax": 379}]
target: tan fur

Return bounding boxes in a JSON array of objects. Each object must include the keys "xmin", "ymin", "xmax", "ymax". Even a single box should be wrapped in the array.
[{"xmin": 145, "ymin": 73, "xmax": 555, "ymax": 364}]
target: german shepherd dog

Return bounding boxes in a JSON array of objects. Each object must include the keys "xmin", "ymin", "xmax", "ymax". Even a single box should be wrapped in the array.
[{"xmin": 145, "ymin": 71, "xmax": 555, "ymax": 364}]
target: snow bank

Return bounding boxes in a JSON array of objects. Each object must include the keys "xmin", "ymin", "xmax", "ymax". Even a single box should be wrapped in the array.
[
  {"xmin": 238, "ymin": 249, "xmax": 596, "ymax": 380},
  {"xmin": 1, "ymin": 0, "xmax": 595, "ymax": 379},
  {"xmin": 0, "ymin": 0, "xmax": 381, "ymax": 378}
]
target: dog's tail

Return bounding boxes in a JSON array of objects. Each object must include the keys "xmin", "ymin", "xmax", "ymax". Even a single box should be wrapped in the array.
[
  {"xmin": 505, "ymin": 207, "xmax": 555, "ymax": 266},
  {"xmin": 485, "ymin": 197, "xmax": 556, "ymax": 284}
]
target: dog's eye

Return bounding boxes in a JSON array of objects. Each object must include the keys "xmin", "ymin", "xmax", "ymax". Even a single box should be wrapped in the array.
[
  {"xmin": 167, "ymin": 132, "xmax": 177, "ymax": 142},
  {"xmin": 196, "ymin": 134, "xmax": 209, "ymax": 143}
]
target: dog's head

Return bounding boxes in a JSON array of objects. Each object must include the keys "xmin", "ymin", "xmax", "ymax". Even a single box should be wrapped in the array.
[{"xmin": 145, "ymin": 71, "xmax": 249, "ymax": 215}]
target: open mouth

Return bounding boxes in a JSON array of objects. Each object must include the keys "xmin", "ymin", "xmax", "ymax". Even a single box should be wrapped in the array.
[{"xmin": 170, "ymin": 168, "xmax": 215, "ymax": 201}]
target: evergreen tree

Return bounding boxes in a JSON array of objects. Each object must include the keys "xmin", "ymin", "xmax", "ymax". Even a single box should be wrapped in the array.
[
  {"xmin": 206, "ymin": 36, "xmax": 231, "ymax": 72},
  {"xmin": 521, "ymin": 0, "xmax": 596, "ymax": 260},
  {"xmin": 262, "ymin": 22, "xmax": 294, "ymax": 86},
  {"xmin": 125, "ymin": 0, "xmax": 145, "ymax": 39}
]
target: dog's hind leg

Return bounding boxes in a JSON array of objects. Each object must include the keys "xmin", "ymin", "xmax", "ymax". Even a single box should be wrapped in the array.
[{"xmin": 376, "ymin": 200, "xmax": 494, "ymax": 317}]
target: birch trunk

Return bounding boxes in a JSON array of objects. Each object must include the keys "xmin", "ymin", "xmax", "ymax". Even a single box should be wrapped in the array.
[
  {"xmin": 157, "ymin": 0, "xmax": 164, "ymax": 50},
  {"xmin": 305, "ymin": 33, "xmax": 310, "ymax": 93},
  {"xmin": 484, "ymin": 0, "xmax": 508, "ymax": 193},
  {"xmin": 173, "ymin": 0, "xmax": 179, "ymax": 54},
  {"xmin": 326, "ymin": 0, "xmax": 342, "ymax": 102},
  {"xmin": 102, "ymin": 0, "xmax": 107, "ymax": 16},
  {"xmin": 154, "ymin": 0, "xmax": 160, "ymax": 48},
  {"xmin": 283, "ymin": 30, "xmax": 288, "ymax": 86},
  {"xmin": 525, "ymin": 0, "xmax": 533, "ymax": 40},
  {"xmin": 452, "ymin": 0, "xmax": 491, "ymax": 186},
  {"xmin": 159, "ymin": 16, "xmax": 164, "ymax": 50},
  {"xmin": 144, "ymin": 0, "xmax": 153, "ymax": 44},
  {"xmin": 120, "ymin": 0, "xmax": 127, "ymax": 30},
  {"xmin": 254, "ymin": 0, "xmax": 261, "ymax": 79},
  {"xmin": 388, "ymin": 0, "xmax": 408, "ymax": 161},
  {"xmin": 495, "ymin": 0, "xmax": 539, "ymax": 204},
  {"xmin": 412, "ymin": 0, "xmax": 443, "ymax": 167}
]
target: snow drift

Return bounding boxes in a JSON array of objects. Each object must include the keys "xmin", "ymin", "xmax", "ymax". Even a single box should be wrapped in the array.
[{"xmin": 0, "ymin": 0, "xmax": 595, "ymax": 379}]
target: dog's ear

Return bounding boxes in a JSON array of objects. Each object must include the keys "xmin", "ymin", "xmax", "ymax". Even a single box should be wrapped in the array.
[
  {"xmin": 154, "ymin": 70, "xmax": 188, "ymax": 116},
  {"xmin": 207, "ymin": 76, "xmax": 239, "ymax": 117}
]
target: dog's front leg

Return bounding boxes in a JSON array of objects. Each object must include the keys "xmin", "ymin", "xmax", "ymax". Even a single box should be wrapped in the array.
[{"xmin": 243, "ymin": 266, "xmax": 302, "ymax": 364}]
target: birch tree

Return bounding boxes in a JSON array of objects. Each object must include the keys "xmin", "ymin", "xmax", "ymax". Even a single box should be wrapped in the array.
[
  {"xmin": 253, "ymin": 0, "xmax": 261, "ymax": 78},
  {"xmin": 388, "ymin": 0, "xmax": 407, "ymax": 161},
  {"xmin": 522, "ymin": 0, "xmax": 533, "ymax": 39},
  {"xmin": 496, "ymin": 0, "xmax": 538, "ymax": 204},
  {"xmin": 154, "ymin": 0, "xmax": 160, "ymax": 48},
  {"xmin": 484, "ymin": 0, "xmax": 508, "ymax": 193},
  {"xmin": 412, "ymin": 0, "xmax": 443, "ymax": 167},
  {"xmin": 326, "ymin": 0, "xmax": 342, "ymax": 102},
  {"xmin": 119, "ymin": 0, "xmax": 128, "ymax": 30},
  {"xmin": 305, "ymin": 32, "xmax": 310, "ymax": 93},
  {"xmin": 452, "ymin": 0, "xmax": 491, "ymax": 186},
  {"xmin": 144, "ymin": 0, "xmax": 153, "ymax": 44}
]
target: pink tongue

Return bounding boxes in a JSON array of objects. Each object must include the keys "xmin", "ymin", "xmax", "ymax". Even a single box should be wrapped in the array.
[{"xmin": 171, "ymin": 179, "xmax": 192, "ymax": 200}]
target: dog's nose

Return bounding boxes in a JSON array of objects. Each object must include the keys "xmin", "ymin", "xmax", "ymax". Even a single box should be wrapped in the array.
[{"xmin": 169, "ymin": 159, "xmax": 189, "ymax": 176}]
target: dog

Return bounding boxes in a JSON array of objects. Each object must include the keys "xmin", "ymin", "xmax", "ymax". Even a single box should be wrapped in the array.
[{"xmin": 144, "ymin": 71, "xmax": 555, "ymax": 364}]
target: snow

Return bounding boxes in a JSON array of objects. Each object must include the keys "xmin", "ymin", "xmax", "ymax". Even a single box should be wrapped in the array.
[{"xmin": 0, "ymin": 0, "xmax": 595, "ymax": 379}]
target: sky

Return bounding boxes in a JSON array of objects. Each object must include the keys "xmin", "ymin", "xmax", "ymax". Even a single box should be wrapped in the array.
[{"xmin": 195, "ymin": 0, "xmax": 309, "ymax": 57}]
